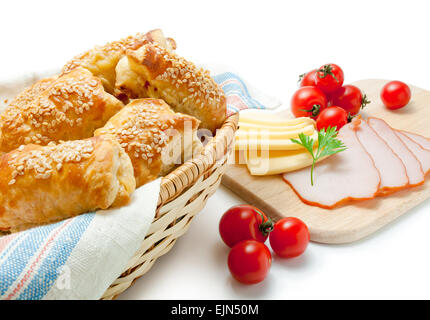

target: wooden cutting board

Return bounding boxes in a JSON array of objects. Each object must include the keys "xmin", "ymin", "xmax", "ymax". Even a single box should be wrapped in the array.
[{"xmin": 222, "ymin": 79, "xmax": 430, "ymax": 244}]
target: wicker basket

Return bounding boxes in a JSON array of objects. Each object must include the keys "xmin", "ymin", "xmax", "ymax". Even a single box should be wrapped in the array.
[
  {"xmin": 101, "ymin": 113, "xmax": 239, "ymax": 300},
  {"xmin": 0, "ymin": 71, "xmax": 239, "ymax": 300}
]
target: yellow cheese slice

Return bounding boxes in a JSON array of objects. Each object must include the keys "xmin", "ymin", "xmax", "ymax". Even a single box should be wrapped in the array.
[
  {"xmin": 242, "ymin": 149, "xmax": 325, "ymax": 175},
  {"xmin": 238, "ymin": 121, "xmax": 311, "ymax": 132},
  {"xmin": 236, "ymin": 124, "xmax": 315, "ymax": 140},
  {"xmin": 239, "ymin": 114, "xmax": 315, "ymax": 127},
  {"xmin": 235, "ymin": 112, "xmax": 323, "ymax": 174},
  {"xmin": 235, "ymin": 131, "xmax": 318, "ymax": 151}
]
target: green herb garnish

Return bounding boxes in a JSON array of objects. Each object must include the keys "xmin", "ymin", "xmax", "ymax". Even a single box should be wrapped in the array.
[
  {"xmin": 291, "ymin": 126, "xmax": 347, "ymax": 186},
  {"xmin": 361, "ymin": 94, "xmax": 371, "ymax": 109}
]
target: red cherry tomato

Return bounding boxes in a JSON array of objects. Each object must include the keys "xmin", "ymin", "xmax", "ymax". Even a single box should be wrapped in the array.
[
  {"xmin": 299, "ymin": 69, "xmax": 317, "ymax": 87},
  {"xmin": 315, "ymin": 63, "xmax": 344, "ymax": 94},
  {"xmin": 291, "ymin": 86, "xmax": 327, "ymax": 119},
  {"xmin": 381, "ymin": 81, "xmax": 411, "ymax": 110},
  {"xmin": 330, "ymin": 85, "xmax": 370, "ymax": 116},
  {"xmin": 316, "ymin": 107, "xmax": 348, "ymax": 131},
  {"xmin": 228, "ymin": 240, "xmax": 272, "ymax": 284},
  {"xmin": 269, "ymin": 217, "xmax": 310, "ymax": 258},
  {"xmin": 219, "ymin": 205, "xmax": 273, "ymax": 248}
]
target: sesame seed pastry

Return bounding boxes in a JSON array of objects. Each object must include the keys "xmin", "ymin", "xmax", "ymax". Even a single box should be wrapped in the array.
[
  {"xmin": 94, "ymin": 98, "xmax": 203, "ymax": 187},
  {"xmin": 62, "ymin": 29, "xmax": 176, "ymax": 96},
  {"xmin": 0, "ymin": 67, "xmax": 124, "ymax": 154},
  {"xmin": 8, "ymin": 76, "xmax": 57, "ymax": 108},
  {"xmin": 0, "ymin": 135, "xmax": 136, "ymax": 232},
  {"xmin": 115, "ymin": 43, "xmax": 227, "ymax": 132}
]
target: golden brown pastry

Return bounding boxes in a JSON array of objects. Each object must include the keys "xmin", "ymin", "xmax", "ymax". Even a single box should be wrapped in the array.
[
  {"xmin": 0, "ymin": 67, "xmax": 124, "ymax": 154},
  {"xmin": 95, "ymin": 98, "xmax": 203, "ymax": 187},
  {"xmin": 62, "ymin": 29, "xmax": 176, "ymax": 95},
  {"xmin": 0, "ymin": 135, "xmax": 135, "ymax": 232},
  {"xmin": 115, "ymin": 42, "xmax": 227, "ymax": 132},
  {"xmin": 8, "ymin": 76, "xmax": 57, "ymax": 108}
]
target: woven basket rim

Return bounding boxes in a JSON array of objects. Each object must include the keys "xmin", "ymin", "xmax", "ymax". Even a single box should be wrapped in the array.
[{"xmin": 157, "ymin": 113, "xmax": 239, "ymax": 207}]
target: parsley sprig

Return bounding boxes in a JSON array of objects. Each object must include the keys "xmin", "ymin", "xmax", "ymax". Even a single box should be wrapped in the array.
[
  {"xmin": 361, "ymin": 94, "xmax": 371, "ymax": 109},
  {"xmin": 291, "ymin": 126, "xmax": 347, "ymax": 186}
]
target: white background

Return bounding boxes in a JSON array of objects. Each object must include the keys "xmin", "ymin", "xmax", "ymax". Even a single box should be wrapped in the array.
[{"xmin": 2, "ymin": 0, "xmax": 430, "ymax": 299}]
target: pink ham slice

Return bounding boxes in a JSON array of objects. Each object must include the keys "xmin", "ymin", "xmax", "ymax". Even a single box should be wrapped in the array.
[
  {"xmin": 282, "ymin": 122, "xmax": 380, "ymax": 209},
  {"xmin": 396, "ymin": 131, "xmax": 430, "ymax": 175},
  {"xmin": 399, "ymin": 131, "xmax": 430, "ymax": 151},
  {"xmin": 355, "ymin": 120, "xmax": 409, "ymax": 193},
  {"xmin": 368, "ymin": 118, "xmax": 424, "ymax": 186}
]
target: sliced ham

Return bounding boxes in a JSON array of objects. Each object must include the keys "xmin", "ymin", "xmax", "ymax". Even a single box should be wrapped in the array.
[
  {"xmin": 355, "ymin": 120, "xmax": 409, "ymax": 193},
  {"xmin": 282, "ymin": 122, "xmax": 380, "ymax": 209},
  {"xmin": 368, "ymin": 118, "xmax": 424, "ymax": 186},
  {"xmin": 396, "ymin": 131, "xmax": 430, "ymax": 175},
  {"xmin": 399, "ymin": 130, "xmax": 430, "ymax": 151}
]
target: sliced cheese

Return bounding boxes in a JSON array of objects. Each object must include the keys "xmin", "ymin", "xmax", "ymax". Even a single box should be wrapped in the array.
[
  {"xmin": 235, "ymin": 131, "xmax": 318, "ymax": 151},
  {"xmin": 239, "ymin": 114, "xmax": 315, "ymax": 127},
  {"xmin": 236, "ymin": 125, "xmax": 315, "ymax": 140},
  {"xmin": 238, "ymin": 121, "xmax": 312, "ymax": 132},
  {"xmin": 235, "ymin": 111, "xmax": 321, "ymax": 175},
  {"xmin": 244, "ymin": 149, "xmax": 324, "ymax": 175}
]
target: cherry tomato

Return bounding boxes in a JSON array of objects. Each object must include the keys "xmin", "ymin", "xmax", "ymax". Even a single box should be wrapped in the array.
[
  {"xmin": 228, "ymin": 240, "xmax": 272, "ymax": 284},
  {"xmin": 315, "ymin": 63, "xmax": 344, "ymax": 94},
  {"xmin": 219, "ymin": 205, "xmax": 273, "ymax": 248},
  {"xmin": 380, "ymin": 81, "xmax": 411, "ymax": 110},
  {"xmin": 269, "ymin": 217, "xmax": 310, "ymax": 258},
  {"xmin": 316, "ymin": 107, "xmax": 348, "ymax": 131},
  {"xmin": 291, "ymin": 86, "xmax": 327, "ymax": 119},
  {"xmin": 330, "ymin": 85, "xmax": 370, "ymax": 116},
  {"xmin": 299, "ymin": 69, "xmax": 317, "ymax": 87}
]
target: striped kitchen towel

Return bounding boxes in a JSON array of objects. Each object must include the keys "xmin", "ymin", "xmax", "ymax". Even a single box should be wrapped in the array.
[
  {"xmin": 213, "ymin": 70, "xmax": 281, "ymax": 114},
  {"xmin": 0, "ymin": 179, "xmax": 161, "ymax": 300},
  {"xmin": 0, "ymin": 70, "xmax": 280, "ymax": 300}
]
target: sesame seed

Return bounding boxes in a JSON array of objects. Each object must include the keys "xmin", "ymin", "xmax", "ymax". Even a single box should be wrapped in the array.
[
  {"xmin": 2, "ymin": 68, "xmax": 107, "ymax": 151},
  {"xmin": 96, "ymin": 100, "xmax": 189, "ymax": 166},
  {"xmin": 7, "ymin": 139, "xmax": 94, "ymax": 183},
  {"xmin": 137, "ymin": 43, "xmax": 225, "ymax": 115}
]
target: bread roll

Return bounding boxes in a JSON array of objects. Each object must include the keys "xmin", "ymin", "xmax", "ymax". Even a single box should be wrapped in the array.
[
  {"xmin": 0, "ymin": 135, "xmax": 135, "ymax": 232},
  {"xmin": 62, "ymin": 29, "xmax": 176, "ymax": 95},
  {"xmin": 0, "ymin": 67, "xmax": 124, "ymax": 153},
  {"xmin": 8, "ymin": 76, "xmax": 57, "ymax": 108},
  {"xmin": 95, "ymin": 98, "xmax": 202, "ymax": 187},
  {"xmin": 115, "ymin": 42, "xmax": 226, "ymax": 132}
]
